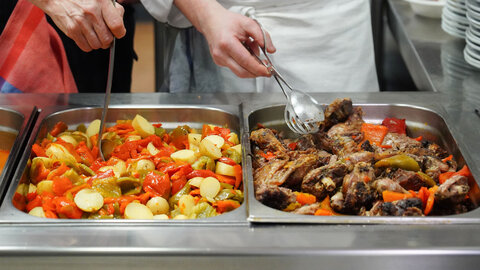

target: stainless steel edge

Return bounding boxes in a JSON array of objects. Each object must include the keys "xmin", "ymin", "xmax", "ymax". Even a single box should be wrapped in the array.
[{"xmin": 0, "ymin": 105, "xmax": 37, "ymax": 203}]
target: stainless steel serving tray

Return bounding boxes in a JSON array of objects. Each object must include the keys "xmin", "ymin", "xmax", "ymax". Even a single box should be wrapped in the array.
[
  {"xmin": 243, "ymin": 102, "xmax": 480, "ymax": 224},
  {"xmin": 0, "ymin": 105, "xmax": 248, "ymax": 224},
  {"xmin": 0, "ymin": 106, "xmax": 37, "ymax": 203}
]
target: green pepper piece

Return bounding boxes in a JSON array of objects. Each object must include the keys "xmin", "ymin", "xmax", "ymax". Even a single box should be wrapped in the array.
[
  {"xmin": 192, "ymin": 156, "xmax": 215, "ymax": 171},
  {"xmin": 76, "ymin": 124, "xmax": 87, "ymax": 133},
  {"xmin": 416, "ymin": 171, "xmax": 436, "ymax": 187},
  {"xmin": 169, "ymin": 183, "xmax": 191, "ymax": 208},
  {"xmin": 63, "ymin": 168, "xmax": 85, "ymax": 185},
  {"xmin": 222, "ymin": 148, "xmax": 242, "ymax": 164},
  {"xmin": 155, "ymin": 127, "xmax": 166, "ymax": 137},
  {"xmin": 116, "ymin": 177, "xmax": 142, "ymax": 194},
  {"xmin": 77, "ymin": 163, "xmax": 95, "ymax": 176},
  {"xmin": 46, "ymin": 132, "xmax": 55, "ymax": 142},
  {"xmin": 92, "ymin": 177, "xmax": 122, "ymax": 198},
  {"xmin": 374, "ymin": 154, "xmax": 420, "ymax": 171},
  {"xmin": 215, "ymin": 189, "xmax": 234, "ymax": 201},
  {"xmin": 193, "ymin": 202, "xmax": 218, "ymax": 219}
]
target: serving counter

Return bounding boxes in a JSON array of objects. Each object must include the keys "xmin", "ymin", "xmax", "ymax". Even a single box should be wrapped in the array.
[
  {"xmin": 387, "ymin": 0, "xmax": 480, "ymax": 108},
  {"xmin": 0, "ymin": 93, "xmax": 479, "ymax": 269}
]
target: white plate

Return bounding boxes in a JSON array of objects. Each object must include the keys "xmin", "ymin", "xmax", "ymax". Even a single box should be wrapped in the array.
[
  {"xmin": 444, "ymin": 5, "xmax": 470, "ymax": 23},
  {"xmin": 442, "ymin": 20, "xmax": 467, "ymax": 37},
  {"xmin": 443, "ymin": 13, "xmax": 469, "ymax": 29},
  {"xmin": 464, "ymin": 45, "xmax": 480, "ymax": 68},
  {"xmin": 467, "ymin": 0, "xmax": 480, "ymax": 13},
  {"xmin": 467, "ymin": 12, "xmax": 480, "ymax": 27},
  {"xmin": 406, "ymin": 0, "xmax": 445, "ymax": 18},
  {"xmin": 447, "ymin": 1, "xmax": 468, "ymax": 14}
]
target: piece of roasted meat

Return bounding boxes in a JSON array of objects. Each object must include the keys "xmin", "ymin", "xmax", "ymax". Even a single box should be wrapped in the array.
[{"xmin": 250, "ymin": 98, "xmax": 475, "ymax": 216}]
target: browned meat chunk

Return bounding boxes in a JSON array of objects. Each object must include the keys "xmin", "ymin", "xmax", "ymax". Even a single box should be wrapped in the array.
[
  {"xmin": 338, "ymin": 162, "xmax": 376, "ymax": 214},
  {"xmin": 301, "ymin": 163, "xmax": 348, "ymax": 200},
  {"xmin": 293, "ymin": 134, "xmax": 317, "ymax": 151},
  {"xmin": 421, "ymin": 156, "xmax": 450, "ymax": 181},
  {"xmin": 254, "ymin": 159, "xmax": 289, "ymax": 188},
  {"xmin": 282, "ymin": 153, "xmax": 321, "ymax": 188},
  {"xmin": 377, "ymin": 198, "xmax": 423, "ymax": 216},
  {"xmin": 323, "ymin": 98, "xmax": 353, "ymax": 129},
  {"xmin": 342, "ymin": 162, "xmax": 375, "ymax": 194},
  {"xmin": 435, "ymin": 175, "xmax": 470, "ymax": 205},
  {"xmin": 371, "ymin": 177, "xmax": 408, "ymax": 194},
  {"xmin": 382, "ymin": 133, "xmax": 422, "ymax": 150},
  {"xmin": 343, "ymin": 181, "xmax": 375, "ymax": 214},
  {"xmin": 421, "ymin": 140, "xmax": 450, "ymax": 159},
  {"xmin": 254, "ymin": 153, "xmax": 320, "ymax": 189},
  {"xmin": 344, "ymin": 151, "xmax": 375, "ymax": 166},
  {"xmin": 392, "ymin": 169, "xmax": 427, "ymax": 191},
  {"xmin": 327, "ymin": 107, "xmax": 364, "ymax": 139},
  {"xmin": 255, "ymin": 184, "xmax": 296, "ymax": 210},
  {"xmin": 250, "ymin": 128, "xmax": 287, "ymax": 153}
]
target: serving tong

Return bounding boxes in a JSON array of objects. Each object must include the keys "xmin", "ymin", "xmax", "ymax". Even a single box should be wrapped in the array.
[{"xmin": 248, "ymin": 20, "xmax": 325, "ymax": 134}]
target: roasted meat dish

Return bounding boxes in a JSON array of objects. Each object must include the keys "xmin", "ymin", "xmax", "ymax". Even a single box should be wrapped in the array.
[{"xmin": 250, "ymin": 98, "xmax": 475, "ymax": 216}]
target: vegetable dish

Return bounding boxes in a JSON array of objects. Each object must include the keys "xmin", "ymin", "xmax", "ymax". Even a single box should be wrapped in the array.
[{"xmin": 13, "ymin": 115, "xmax": 243, "ymax": 219}]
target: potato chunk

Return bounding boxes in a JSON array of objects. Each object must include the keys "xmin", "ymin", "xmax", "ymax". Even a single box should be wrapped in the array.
[
  {"xmin": 74, "ymin": 189, "xmax": 104, "ymax": 212},
  {"xmin": 132, "ymin": 114, "xmax": 155, "ymax": 138},
  {"xmin": 199, "ymin": 139, "xmax": 222, "ymax": 160},
  {"xmin": 124, "ymin": 202, "xmax": 154, "ymax": 219},
  {"xmin": 171, "ymin": 149, "xmax": 196, "ymax": 164}
]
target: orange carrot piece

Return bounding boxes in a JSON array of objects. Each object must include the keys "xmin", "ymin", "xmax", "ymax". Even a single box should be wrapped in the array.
[
  {"xmin": 442, "ymin": 155, "xmax": 453, "ymax": 163},
  {"xmin": 215, "ymin": 174, "xmax": 236, "ymax": 186},
  {"xmin": 361, "ymin": 123, "xmax": 389, "ymax": 146},
  {"xmin": 314, "ymin": 209, "xmax": 334, "ymax": 216},
  {"xmin": 295, "ymin": 192, "xmax": 317, "ymax": 205},
  {"xmin": 32, "ymin": 143, "xmax": 47, "ymax": 157},
  {"xmin": 47, "ymin": 163, "xmax": 69, "ymax": 180},
  {"xmin": 424, "ymin": 185, "xmax": 438, "ymax": 215},
  {"xmin": 439, "ymin": 171, "xmax": 455, "ymax": 184},
  {"xmin": 215, "ymin": 200, "xmax": 241, "ymax": 213},
  {"xmin": 233, "ymin": 165, "xmax": 242, "ymax": 189},
  {"xmin": 50, "ymin": 121, "xmax": 68, "ymax": 137},
  {"xmin": 382, "ymin": 190, "xmax": 414, "ymax": 202}
]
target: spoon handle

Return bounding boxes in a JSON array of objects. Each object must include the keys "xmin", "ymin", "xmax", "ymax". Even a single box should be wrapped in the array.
[{"xmin": 97, "ymin": 38, "xmax": 115, "ymax": 161}]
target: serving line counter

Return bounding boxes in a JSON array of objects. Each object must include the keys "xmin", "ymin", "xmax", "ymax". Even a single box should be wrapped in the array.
[
  {"xmin": 387, "ymin": 0, "xmax": 480, "ymax": 108},
  {"xmin": 0, "ymin": 93, "xmax": 479, "ymax": 269}
]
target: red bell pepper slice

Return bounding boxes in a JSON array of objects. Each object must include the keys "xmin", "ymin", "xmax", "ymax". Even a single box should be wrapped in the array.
[
  {"xmin": 143, "ymin": 171, "xmax": 171, "ymax": 198},
  {"xmin": 381, "ymin": 117, "xmax": 406, "ymax": 134},
  {"xmin": 218, "ymin": 157, "xmax": 237, "ymax": 166},
  {"xmin": 53, "ymin": 197, "xmax": 83, "ymax": 219},
  {"xmin": 52, "ymin": 176, "xmax": 74, "ymax": 196}
]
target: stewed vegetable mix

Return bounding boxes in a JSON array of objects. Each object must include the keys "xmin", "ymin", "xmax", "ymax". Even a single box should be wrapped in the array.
[{"xmin": 13, "ymin": 115, "xmax": 244, "ymax": 219}]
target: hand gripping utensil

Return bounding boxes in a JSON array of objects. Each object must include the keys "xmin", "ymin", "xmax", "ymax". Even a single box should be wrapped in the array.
[
  {"xmin": 97, "ymin": 32, "xmax": 116, "ymax": 161},
  {"xmin": 248, "ymin": 20, "xmax": 325, "ymax": 134}
]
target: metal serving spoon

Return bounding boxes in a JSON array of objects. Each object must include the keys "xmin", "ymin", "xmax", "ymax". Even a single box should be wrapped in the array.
[{"xmin": 249, "ymin": 20, "xmax": 325, "ymax": 134}]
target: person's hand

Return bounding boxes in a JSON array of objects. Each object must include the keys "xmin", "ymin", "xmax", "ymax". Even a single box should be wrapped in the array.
[
  {"xmin": 30, "ymin": 0, "xmax": 126, "ymax": 52},
  {"xmin": 175, "ymin": 0, "xmax": 276, "ymax": 78}
]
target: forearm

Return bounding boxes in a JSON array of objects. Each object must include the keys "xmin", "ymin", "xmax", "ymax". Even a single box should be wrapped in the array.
[{"xmin": 173, "ymin": 0, "xmax": 222, "ymax": 35}]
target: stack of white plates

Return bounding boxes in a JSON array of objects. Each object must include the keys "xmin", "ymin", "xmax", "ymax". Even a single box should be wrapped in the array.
[
  {"xmin": 442, "ymin": 39, "xmax": 476, "ymax": 80},
  {"xmin": 442, "ymin": 0, "xmax": 468, "ymax": 38},
  {"xmin": 465, "ymin": 0, "xmax": 480, "ymax": 68}
]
